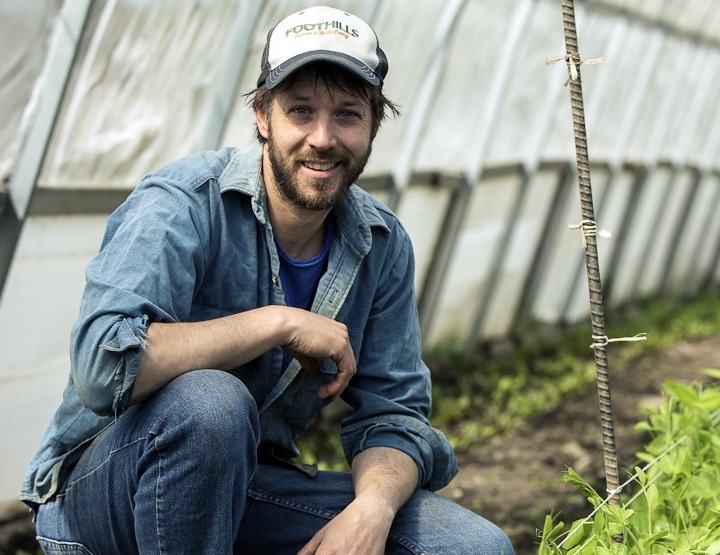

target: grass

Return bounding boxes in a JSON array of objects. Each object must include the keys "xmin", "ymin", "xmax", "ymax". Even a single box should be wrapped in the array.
[{"xmin": 428, "ymin": 291, "xmax": 720, "ymax": 451}]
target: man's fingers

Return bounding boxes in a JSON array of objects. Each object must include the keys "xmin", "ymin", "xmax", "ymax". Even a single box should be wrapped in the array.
[
  {"xmin": 317, "ymin": 379, "xmax": 341, "ymax": 400},
  {"xmin": 317, "ymin": 355, "xmax": 355, "ymax": 400},
  {"xmin": 280, "ymin": 310, "xmax": 356, "ymax": 399},
  {"xmin": 290, "ymin": 352, "xmax": 352, "ymax": 400},
  {"xmin": 297, "ymin": 531, "xmax": 323, "ymax": 555}
]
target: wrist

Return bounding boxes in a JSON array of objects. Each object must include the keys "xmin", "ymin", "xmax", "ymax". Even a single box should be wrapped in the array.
[
  {"xmin": 259, "ymin": 304, "xmax": 295, "ymax": 346},
  {"xmin": 353, "ymin": 491, "xmax": 397, "ymax": 521}
]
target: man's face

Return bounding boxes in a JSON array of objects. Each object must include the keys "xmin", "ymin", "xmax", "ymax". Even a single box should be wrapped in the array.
[{"xmin": 256, "ymin": 72, "xmax": 374, "ymax": 212}]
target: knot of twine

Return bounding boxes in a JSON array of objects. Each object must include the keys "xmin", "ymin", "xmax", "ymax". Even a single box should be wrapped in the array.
[
  {"xmin": 569, "ymin": 220, "xmax": 611, "ymax": 250},
  {"xmin": 591, "ymin": 333, "xmax": 648, "ymax": 349},
  {"xmin": 546, "ymin": 52, "xmax": 603, "ymax": 84}
]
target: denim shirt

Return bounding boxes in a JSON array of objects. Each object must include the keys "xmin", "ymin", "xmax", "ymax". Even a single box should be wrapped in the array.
[{"xmin": 21, "ymin": 144, "xmax": 457, "ymax": 505}]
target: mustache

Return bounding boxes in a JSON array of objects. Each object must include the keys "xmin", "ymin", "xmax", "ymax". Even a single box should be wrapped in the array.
[{"xmin": 295, "ymin": 149, "xmax": 350, "ymax": 164}]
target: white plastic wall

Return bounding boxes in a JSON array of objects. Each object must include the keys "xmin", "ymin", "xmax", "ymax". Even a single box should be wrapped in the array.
[{"xmin": 0, "ymin": 216, "xmax": 107, "ymax": 501}]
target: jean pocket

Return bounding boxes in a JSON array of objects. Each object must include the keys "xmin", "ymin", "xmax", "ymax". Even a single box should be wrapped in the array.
[{"xmin": 37, "ymin": 536, "xmax": 95, "ymax": 555}]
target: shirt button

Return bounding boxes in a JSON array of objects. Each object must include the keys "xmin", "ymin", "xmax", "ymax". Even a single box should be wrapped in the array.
[{"xmin": 271, "ymin": 274, "xmax": 279, "ymax": 285}]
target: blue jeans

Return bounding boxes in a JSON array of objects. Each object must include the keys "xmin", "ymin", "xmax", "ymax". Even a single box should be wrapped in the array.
[{"xmin": 35, "ymin": 370, "xmax": 513, "ymax": 554}]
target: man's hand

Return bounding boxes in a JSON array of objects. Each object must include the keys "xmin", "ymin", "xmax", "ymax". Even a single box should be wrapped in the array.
[
  {"xmin": 281, "ymin": 309, "xmax": 356, "ymax": 400},
  {"xmin": 298, "ymin": 447, "xmax": 418, "ymax": 554},
  {"xmin": 297, "ymin": 495, "xmax": 392, "ymax": 555}
]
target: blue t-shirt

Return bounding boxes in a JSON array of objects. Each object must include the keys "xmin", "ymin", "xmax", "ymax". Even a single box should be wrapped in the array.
[
  {"xmin": 276, "ymin": 219, "xmax": 333, "ymax": 369},
  {"xmin": 275, "ymin": 219, "xmax": 333, "ymax": 311}
]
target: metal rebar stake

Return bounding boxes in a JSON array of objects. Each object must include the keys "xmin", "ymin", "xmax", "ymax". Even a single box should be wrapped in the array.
[{"xmin": 559, "ymin": 0, "xmax": 621, "ymax": 507}]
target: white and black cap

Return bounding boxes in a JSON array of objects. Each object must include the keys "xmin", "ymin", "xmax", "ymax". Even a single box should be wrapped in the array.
[{"xmin": 257, "ymin": 5, "xmax": 389, "ymax": 89}]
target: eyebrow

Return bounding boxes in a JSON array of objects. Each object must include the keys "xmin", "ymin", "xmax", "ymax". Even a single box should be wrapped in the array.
[{"xmin": 281, "ymin": 91, "xmax": 367, "ymax": 110}]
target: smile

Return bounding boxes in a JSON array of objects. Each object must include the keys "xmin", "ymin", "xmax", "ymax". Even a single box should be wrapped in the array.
[{"xmin": 303, "ymin": 161, "xmax": 338, "ymax": 171}]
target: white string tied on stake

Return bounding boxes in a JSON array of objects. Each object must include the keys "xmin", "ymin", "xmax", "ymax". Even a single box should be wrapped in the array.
[
  {"xmin": 591, "ymin": 333, "xmax": 648, "ymax": 349},
  {"xmin": 569, "ymin": 219, "xmax": 611, "ymax": 250},
  {"xmin": 546, "ymin": 52, "xmax": 603, "ymax": 84}
]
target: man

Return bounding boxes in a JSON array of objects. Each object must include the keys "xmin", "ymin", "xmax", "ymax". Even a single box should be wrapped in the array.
[{"xmin": 22, "ymin": 5, "xmax": 513, "ymax": 554}]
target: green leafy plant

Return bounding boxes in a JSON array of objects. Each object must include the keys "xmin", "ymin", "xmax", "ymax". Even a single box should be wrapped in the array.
[{"xmin": 538, "ymin": 370, "xmax": 720, "ymax": 554}]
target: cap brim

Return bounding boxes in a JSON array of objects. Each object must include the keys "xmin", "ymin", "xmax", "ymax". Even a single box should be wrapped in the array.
[{"xmin": 264, "ymin": 51, "xmax": 381, "ymax": 89}]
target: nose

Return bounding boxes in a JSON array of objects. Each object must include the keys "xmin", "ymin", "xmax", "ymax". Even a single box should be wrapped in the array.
[{"xmin": 307, "ymin": 114, "xmax": 337, "ymax": 150}]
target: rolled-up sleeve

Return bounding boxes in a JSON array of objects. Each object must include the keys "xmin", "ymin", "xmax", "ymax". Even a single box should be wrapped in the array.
[
  {"xmin": 342, "ymin": 413, "xmax": 457, "ymax": 491},
  {"xmin": 339, "ymin": 229, "xmax": 458, "ymax": 491},
  {"xmin": 72, "ymin": 314, "xmax": 148, "ymax": 416},
  {"xmin": 70, "ymin": 174, "xmax": 210, "ymax": 417}
]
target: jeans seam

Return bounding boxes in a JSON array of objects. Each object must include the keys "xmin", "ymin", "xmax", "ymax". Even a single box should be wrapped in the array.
[
  {"xmin": 246, "ymin": 487, "xmax": 337, "ymax": 519},
  {"xmin": 386, "ymin": 533, "xmax": 426, "ymax": 555},
  {"xmin": 153, "ymin": 434, "xmax": 165, "ymax": 555},
  {"xmin": 64, "ymin": 435, "xmax": 149, "ymax": 492},
  {"xmin": 36, "ymin": 535, "xmax": 95, "ymax": 554}
]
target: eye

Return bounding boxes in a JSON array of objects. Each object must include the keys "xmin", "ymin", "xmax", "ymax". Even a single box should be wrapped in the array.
[
  {"xmin": 289, "ymin": 106, "xmax": 313, "ymax": 118},
  {"xmin": 337, "ymin": 109, "xmax": 361, "ymax": 121}
]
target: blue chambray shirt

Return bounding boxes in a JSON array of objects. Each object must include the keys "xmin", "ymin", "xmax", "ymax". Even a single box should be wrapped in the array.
[{"xmin": 21, "ymin": 144, "xmax": 457, "ymax": 505}]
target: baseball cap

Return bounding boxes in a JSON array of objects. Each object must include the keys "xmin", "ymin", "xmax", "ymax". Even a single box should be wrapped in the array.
[{"xmin": 257, "ymin": 5, "xmax": 389, "ymax": 89}]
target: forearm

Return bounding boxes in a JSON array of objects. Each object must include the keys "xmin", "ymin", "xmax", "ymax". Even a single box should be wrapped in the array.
[
  {"xmin": 351, "ymin": 446, "xmax": 419, "ymax": 518},
  {"xmin": 131, "ymin": 304, "xmax": 356, "ymax": 404},
  {"xmin": 131, "ymin": 305, "xmax": 289, "ymax": 403}
]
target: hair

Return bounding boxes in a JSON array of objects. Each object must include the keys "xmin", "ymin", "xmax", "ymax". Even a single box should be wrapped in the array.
[{"xmin": 245, "ymin": 63, "xmax": 400, "ymax": 144}]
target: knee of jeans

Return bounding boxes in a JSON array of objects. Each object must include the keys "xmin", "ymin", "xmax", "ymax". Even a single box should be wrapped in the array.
[
  {"xmin": 407, "ymin": 491, "xmax": 515, "ymax": 554},
  {"xmin": 467, "ymin": 519, "xmax": 514, "ymax": 554},
  {"xmin": 488, "ymin": 526, "xmax": 514, "ymax": 554},
  {"xmin": 161, "ymin": 369, "xmax": 260, "ymax": 450}
]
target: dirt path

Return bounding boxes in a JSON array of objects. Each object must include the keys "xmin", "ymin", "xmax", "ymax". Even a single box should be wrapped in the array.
[
  {"xmin": 1, "ymin": 336, "xmax": 717, "ymax": 554},
  {"xmin": 439, "ymin": 335, "xmax": 719, "ymax": 554}
]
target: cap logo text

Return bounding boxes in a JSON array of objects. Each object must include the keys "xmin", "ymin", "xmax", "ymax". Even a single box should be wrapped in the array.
[{"xmin": 286, "ymin": 20, "xmax": 360, "ymax": 39}]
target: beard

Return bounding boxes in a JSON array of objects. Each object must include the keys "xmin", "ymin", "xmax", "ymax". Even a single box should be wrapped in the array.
[{"xmin": 266, "ymin": 131, "xmax": 372, "ymax": 212}]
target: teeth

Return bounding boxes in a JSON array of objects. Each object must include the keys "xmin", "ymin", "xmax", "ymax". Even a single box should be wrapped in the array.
[{"xmin": 305, "ymin": 161, "xmax": 335, "ymax": 171}]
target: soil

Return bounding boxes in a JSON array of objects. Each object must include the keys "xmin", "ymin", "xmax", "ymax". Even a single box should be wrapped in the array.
[{"xmin": 1, "ymin": 335, "xmax": 717, "ymax": 555}]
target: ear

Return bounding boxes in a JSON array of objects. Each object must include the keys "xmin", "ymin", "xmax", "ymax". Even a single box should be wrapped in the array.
[{"xmin": 255, "ymin": 104, "xmax": 270, "ymax": 141}]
